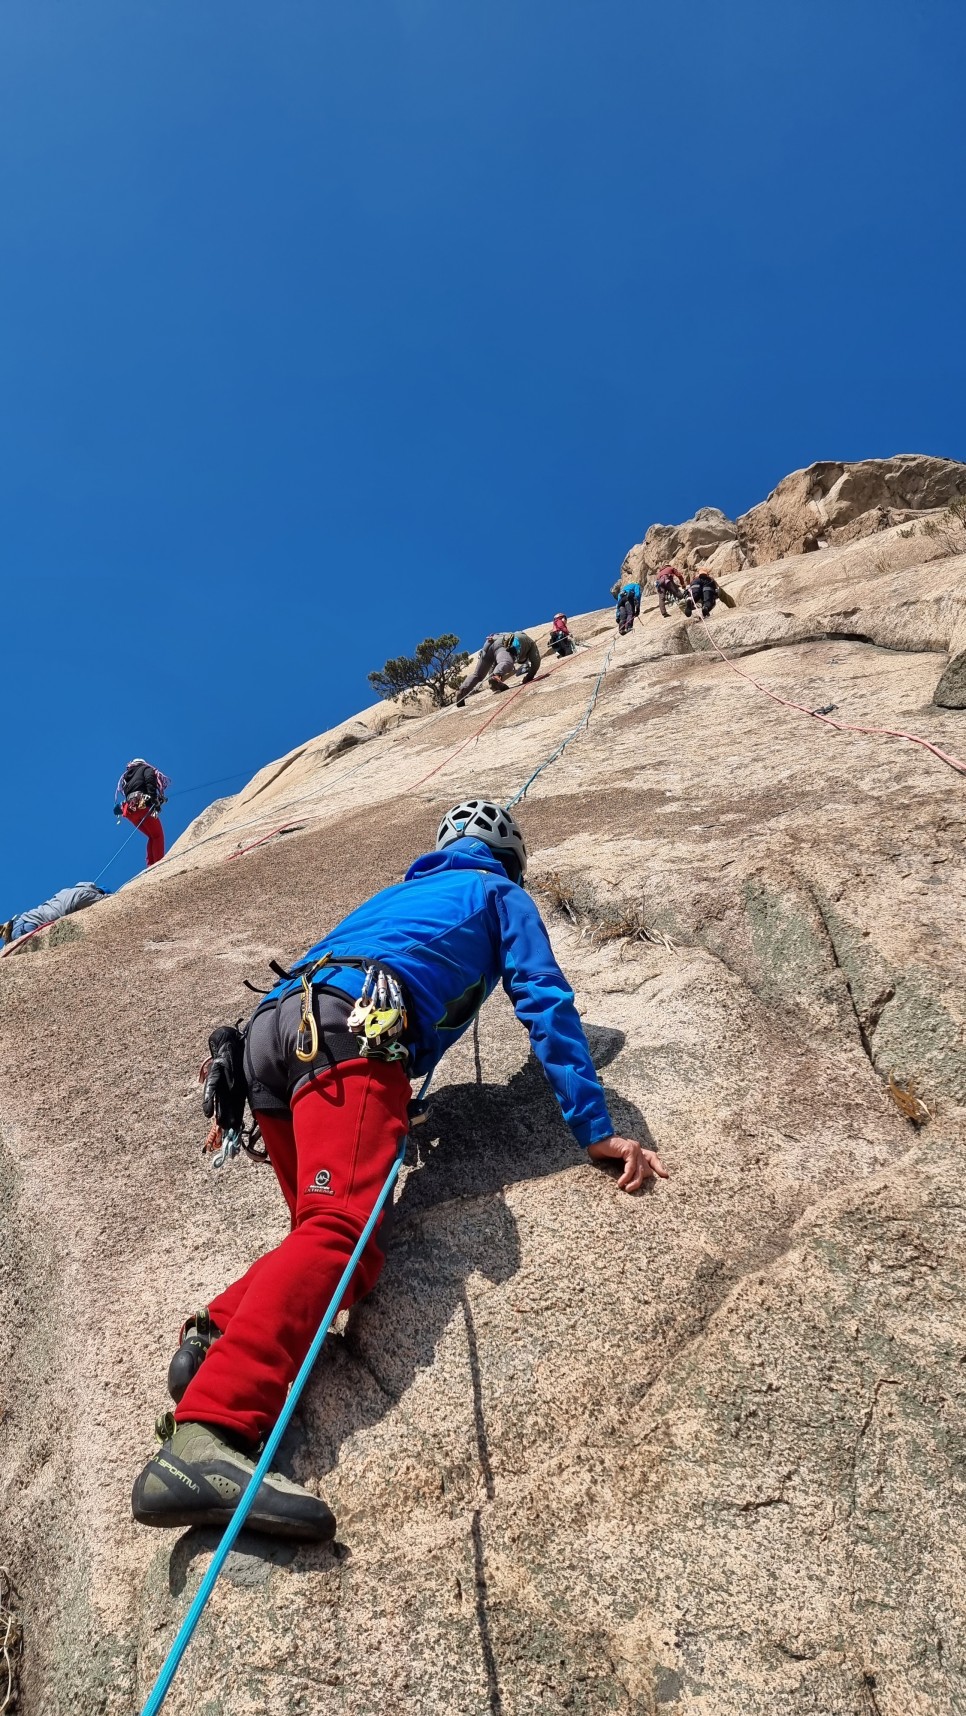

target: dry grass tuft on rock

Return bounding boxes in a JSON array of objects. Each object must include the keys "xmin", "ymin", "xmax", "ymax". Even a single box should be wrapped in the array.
[
  {"xmin": 0, "ymin": 1570, "xmax": 21, "ymax": 1714},
  {"xmin": 533, "ymin": 871, "xmax": 675, "ymax": 951},
  {"xmin": 886, "ymin": 1073, "xmax": 931, "ymax": 1127}
]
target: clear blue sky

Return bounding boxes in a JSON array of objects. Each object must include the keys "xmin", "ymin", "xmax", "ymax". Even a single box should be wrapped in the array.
[{"xmin": 2, "ymin": 0, "xmax": 964, "ymax": 913}]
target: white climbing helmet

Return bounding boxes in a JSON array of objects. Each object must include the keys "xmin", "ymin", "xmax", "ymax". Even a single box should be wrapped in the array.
[{"xmin": 436, "ymin": 799, "xmax": 528, "ymax": 883}]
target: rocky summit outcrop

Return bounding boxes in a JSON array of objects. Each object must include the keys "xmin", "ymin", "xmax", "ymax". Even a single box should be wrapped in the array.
[
  {"xmin": 624, "ymin": 453, "xmax": 966, "ymax": 584},
  {"xmin": 2, "ymin": 480, "xmax": 966, "ymax": 1716}
]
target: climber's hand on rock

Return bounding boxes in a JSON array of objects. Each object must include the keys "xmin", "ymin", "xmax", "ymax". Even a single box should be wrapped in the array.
[{"xmin": 587, "ymin": 1135, "xmax": 668, "ymax": 1193}]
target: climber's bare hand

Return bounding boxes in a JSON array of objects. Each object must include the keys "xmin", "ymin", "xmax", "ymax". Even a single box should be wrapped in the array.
[{"xmin": 587, "ymin": 1135, "xmax": 668, "ymax": 1193}]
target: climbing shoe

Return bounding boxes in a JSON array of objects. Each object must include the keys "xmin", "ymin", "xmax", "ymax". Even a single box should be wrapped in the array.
[
  {"xmin": 167, "ymin": 1309, "xmax": 222, "ymax": 1404},
  {"xmin": 131, "ymin": 1420, "xmax": 336, "ymax": 1541}
]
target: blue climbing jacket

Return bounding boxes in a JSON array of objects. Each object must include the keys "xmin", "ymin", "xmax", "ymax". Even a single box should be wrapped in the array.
[{"xmin": 264, "ymin": 838, "xmax": 613, "ymax": 1147}]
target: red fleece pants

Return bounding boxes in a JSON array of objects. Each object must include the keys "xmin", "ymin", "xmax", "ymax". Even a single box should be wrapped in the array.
[
  {"xmin": 121, "ymin": 801, "xmax": 165, "ymax": 865},
  {"xmin": 176, "ymin": 1058, "xmax": 411, "ymax": 1445}
]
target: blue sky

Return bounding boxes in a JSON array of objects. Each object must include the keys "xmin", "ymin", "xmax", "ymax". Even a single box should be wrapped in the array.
[{"xmin": 2, "ymin": 0, "xmax": 964, "ymax": 912}]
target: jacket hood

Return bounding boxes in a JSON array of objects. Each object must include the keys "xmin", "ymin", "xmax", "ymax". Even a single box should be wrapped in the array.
[{"xmin": 404, "ymin": 837, "xmax": 512, "ymax": 883}]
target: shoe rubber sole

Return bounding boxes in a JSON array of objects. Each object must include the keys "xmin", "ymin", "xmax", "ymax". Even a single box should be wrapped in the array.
[
  {"xmin": 132, "ymin": 1451, "xmax": 336, "ymax": 1542},
  {"xmin": 131, "ymin": 1493, "xmax": 335, "ymax": 1541}
]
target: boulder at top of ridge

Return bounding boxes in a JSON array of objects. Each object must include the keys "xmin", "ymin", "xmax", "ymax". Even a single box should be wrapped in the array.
[
  {"xmin": 736, "ymin": 453, "xmax": 966, "ymax": 563},
  {"xmin": 623, "ymin": 504, "xmax": 743, "ymax": 584}
]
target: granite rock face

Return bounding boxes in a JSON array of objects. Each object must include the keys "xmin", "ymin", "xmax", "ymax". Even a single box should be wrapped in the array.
[
  {"xmin": 2, "ymin": 489, "xmax": 966, "ymax": 1716},
  {"xmin": 622, "ymin": 454, "xmax": 966, "ymax": 587},
  {"xmin": 736, "ymin": 454, "xmax": 966, "ymax": 563}
]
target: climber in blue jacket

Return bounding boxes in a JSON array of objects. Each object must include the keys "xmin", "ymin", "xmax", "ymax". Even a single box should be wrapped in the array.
[{"xmin": 133, "ymin": 797, "xmax": 668, "ymax": 1543}]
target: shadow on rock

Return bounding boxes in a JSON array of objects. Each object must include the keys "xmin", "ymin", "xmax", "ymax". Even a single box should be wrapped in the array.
[
  {"xmin": 313, "ymin": 1023, "xmax": 654, "ymax": 1471},
  {"xmin": 167, "ymin": 1525, "xmax": 334, "ymax": 1595}
]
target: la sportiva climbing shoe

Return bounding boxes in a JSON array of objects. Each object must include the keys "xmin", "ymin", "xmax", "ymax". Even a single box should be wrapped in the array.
[
  {"xmin": 131, "ymin": 1421, "xmax": 336, "ymax": 1541},
  {"xmin": 167, "ymin": 1309, "xmax": 222, "ymax": 1404}
]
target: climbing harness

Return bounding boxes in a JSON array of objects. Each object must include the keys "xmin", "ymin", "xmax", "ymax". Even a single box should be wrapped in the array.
[
  {"xmin": 504, "ymin": 636, "xmax": 619, "ymax": 810},
  {"xmin": 697, "ymin": 613, "xmax": 966, "ymax": 780},
  {"xmin": 291, "ymin": 952, "xmax": 410, "ymax": 1064},
  {"xmin": 139, "ymin": 1075, "xmax": 431, "ymax": 1716}
]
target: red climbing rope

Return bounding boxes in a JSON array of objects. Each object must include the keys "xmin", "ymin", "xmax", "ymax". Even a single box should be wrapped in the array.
[
  {"xmin": 226, "ymin": 822, "xmax": 308, "ymax": 861},
  {"xmin": 697, "ymin": 613, "xmax": 966, "ymax": 779},
  {"xmin": 407, "ymin": 646, "xmax": 606, "ymax": 796},
  {"xmin": 406, "ymin": 682, "xmax": 532, "ymax": 793}
]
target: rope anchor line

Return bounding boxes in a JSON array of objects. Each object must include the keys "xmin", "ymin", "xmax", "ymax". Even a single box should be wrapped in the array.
[
  {"xmin": 504, "ymin": 637, "xmax": 619, "ymax": 810},
  {"xmin": 697, "ymin": 612, "xmax": 966, "ymax": 778}
]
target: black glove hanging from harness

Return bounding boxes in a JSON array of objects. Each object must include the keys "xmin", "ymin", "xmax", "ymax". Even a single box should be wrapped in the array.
[{"xmin": 201, "ymin": 1025, "xmax": 248, "ymax": 1135}]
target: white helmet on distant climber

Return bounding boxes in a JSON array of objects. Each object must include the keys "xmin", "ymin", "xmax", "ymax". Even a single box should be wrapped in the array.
[{"xmin": 436, "ymin": 799, "xmax": 528, "ymax": 883}]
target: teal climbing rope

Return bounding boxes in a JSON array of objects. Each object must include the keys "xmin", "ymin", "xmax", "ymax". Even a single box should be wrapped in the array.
[
  {"xmin": 504, "ymin": 637, "xmax": 619, "ymax": 811},
  {"xmin": 138, "ymin": 1070, "xmax": 432, "ymax": 1716},
  {"xmin": 89, "ymin": 822, "xmax": 143, "ymax": 886}
]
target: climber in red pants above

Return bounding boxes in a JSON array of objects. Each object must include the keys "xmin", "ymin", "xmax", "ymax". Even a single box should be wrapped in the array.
[
  {"xmin": 114, "ymin": 758, "xmax": 169, "ymax": 866},
  {"xmin": 132, "ymin": 797, "xmax": 668, "ymax": 1542}
]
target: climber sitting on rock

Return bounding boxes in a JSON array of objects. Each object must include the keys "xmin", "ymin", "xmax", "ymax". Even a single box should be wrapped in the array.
[
  {"xmin": 132, "ymin": 798, "xmax": 667, "ymax": 1543},
  {"xmin": 548, "ymin": 613, "xmax": 575, "ymax": 657},
  {"xmin": 455, "ymin": 631, "xmax": 541, "ymax": 705},
  {"xmin": 655, "ymin": 565, "xmax": 688, "ymax": 618}
]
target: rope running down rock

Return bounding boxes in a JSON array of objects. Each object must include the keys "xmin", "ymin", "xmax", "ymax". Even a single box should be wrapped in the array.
[
  {"xmin": 504, "ymin": 638, "xmax": 619, "ymax": 810},
  {"xmin": 697, "ymin": 612, "xmax": 966, "ymax": 779}
]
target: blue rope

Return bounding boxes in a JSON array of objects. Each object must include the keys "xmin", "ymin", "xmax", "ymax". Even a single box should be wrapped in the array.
[
  {"xmin": 90, "ymin": 821, "xmax": 143, "ymax": 887},
  {"xmin": 504, "ymin": 637, "xmax": 618, "ymax": 811},
  {"xmin": 140, "ymin": 1069, "xmax": 432, "ymax": 1715}
]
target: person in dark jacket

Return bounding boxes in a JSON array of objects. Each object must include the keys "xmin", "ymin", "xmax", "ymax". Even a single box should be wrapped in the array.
[
  {"xmin": 132, "ymin": 798, "xmax": 667, "ymax": 1542},
  {"xmin": 114, "ymin": 759, "xmax": 169, "ymax": 866},
  {"xmin": 688, "ymin": 570, "xmax": 721, "ymax": 618}
]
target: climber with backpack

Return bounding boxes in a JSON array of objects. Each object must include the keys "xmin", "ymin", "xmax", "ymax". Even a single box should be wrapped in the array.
[
  {"xmin": 455, "ymin": 632, "xmax": 541, "ymax": 705},
  {"xmin": 131, "ymin": 798, "xmax": 667, "ymax": 1541},
  {"xmin": 114, "ymin": 758, "xmax": 170, "ymax": 866},
  {"xmin": 615, "ymin": 579, "xmax": 641, "ymax": 634},
  {"xmin": 687, "ymin": 568, "xmax": 721, "ymax": 619}
]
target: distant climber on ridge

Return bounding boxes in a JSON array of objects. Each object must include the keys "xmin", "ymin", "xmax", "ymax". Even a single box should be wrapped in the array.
[
  {"xmin": 131, "ymin": 798, "xmax": 668, "ymax": 1542},
  {"xmin": 655, "ymin": 565, "xmax": 688, "ymax": 617},
  {"xmin": 114, "ymin": 758, "xmax": 169, "ymax": 866},
  {"xmin": 548, "ymin": 613, "xmax": 575, "ymax": 657},
  {"xmin": 615, "ymin": 577, "xmax": 641, "ymax": 634},
  {"xmin": 1, "ymin": 881, "xmax": 108, "ymax": 947},
  {"xmin": 687, "ymin": 568, "xmax": 722, "ymax": 618},
  {"xmin": 455, "ymin": 631, "xmax": 541, "ymax": 705}
]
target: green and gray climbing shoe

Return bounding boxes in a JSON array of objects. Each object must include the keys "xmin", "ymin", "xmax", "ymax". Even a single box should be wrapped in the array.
[
  {"xmin": 131, "ymin": 1421, "xmax": 336, "ymax": 1542},
  {"xmin": 167, "ymin": 1309, "xmax": 221, "ymax": 1404}
]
